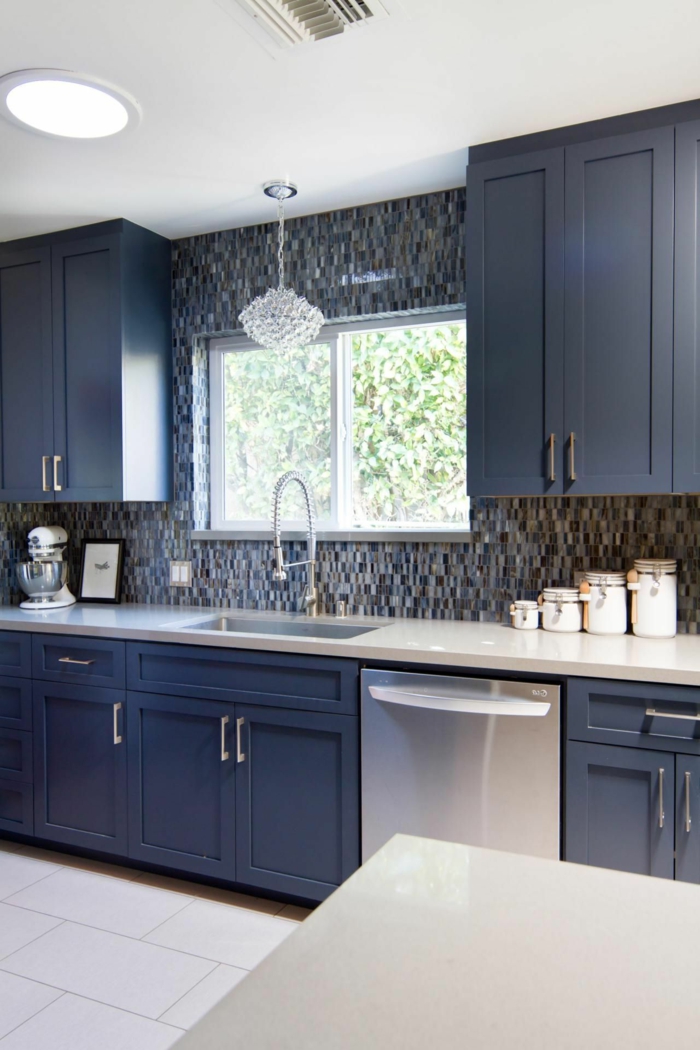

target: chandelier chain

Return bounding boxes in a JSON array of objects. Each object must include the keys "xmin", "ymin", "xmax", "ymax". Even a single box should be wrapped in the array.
[{"xmin": 278, "ymin": 198, "xmax": 285, "ymax": 288}]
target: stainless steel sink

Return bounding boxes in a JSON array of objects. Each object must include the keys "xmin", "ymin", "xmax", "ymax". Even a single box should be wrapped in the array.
[{"xmin": 178, "ymin": 616, "xmax": 384, "ymax": 640}]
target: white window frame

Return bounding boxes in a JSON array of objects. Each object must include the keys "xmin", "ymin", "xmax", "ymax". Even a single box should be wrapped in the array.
[{"xmin": 202, "ymin": 309, "xmax": 468, "ymax": 540}]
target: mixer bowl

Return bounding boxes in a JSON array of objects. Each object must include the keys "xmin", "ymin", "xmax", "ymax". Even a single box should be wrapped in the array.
[{"xmin": 17, "ymin": 560, "xmax": 67, "ymax": 601}]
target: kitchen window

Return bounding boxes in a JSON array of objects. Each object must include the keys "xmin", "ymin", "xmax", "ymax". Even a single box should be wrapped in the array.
[{"xmin": 207, "ymin": 311, "xmax": 467, "ymax": 537}]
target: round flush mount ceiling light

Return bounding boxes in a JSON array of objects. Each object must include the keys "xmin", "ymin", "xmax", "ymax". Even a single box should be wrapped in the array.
[{"xmin": 0, "ymin": 69, "xmax": 140, "ymax": 139}]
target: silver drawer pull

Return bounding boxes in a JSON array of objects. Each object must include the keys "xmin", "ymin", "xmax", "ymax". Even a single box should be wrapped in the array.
[
  {"xmin": 686, "ymin": 771, "xmax": 692, "ymax": 834},
  {"xmin": 646, "ymin": 707, "xmax": 700, "ymax": 722},
  {"xmin": 658, "ymin": 767, "xmax": 665, "ymax": 829},
  {"xmin": 42, "ymin": 456, "xmax": 51, "ymax": 493},
  {"xmin": 221, "ymin": 715, "xmax": 230, "ymax": 762},
  {"xmin": 53, "ymin": 455, "xmax": 62, "ymax": 492},
  {"xmin": 236, "ymin": 717, "xmax": 246, "ymax": 763},
  {"xmin": 58, "ymin": 657, "xmax": 95, "ymax": 666},
  {"xmin": 113, "ymin": 702, "xmax": 122, "ymax": 745}
]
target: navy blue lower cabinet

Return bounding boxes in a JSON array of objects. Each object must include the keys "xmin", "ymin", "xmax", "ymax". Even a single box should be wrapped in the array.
[
  {"xmin": 235, "ymin": 705, "xmax": 359, "ymax": 902},
  {"xmin": 33, "ymin": 682, "xmax": 127, "ymax": 853},
  {"xmin": 126, "ymin": 692, "xmax": 236, "ymax": 881},
  {"xmin": 0, "ymin": 778, "xmax": 33, "ymax": 835},
  {"xmin": 675, "ymin": 755, "xmax": 700, "ymax": 884},
  {"xmin": 565, "ymin": 741, "xmax": 675, "ymax": 879}
]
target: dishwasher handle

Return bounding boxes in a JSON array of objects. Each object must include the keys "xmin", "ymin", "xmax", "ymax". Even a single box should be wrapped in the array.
[{"xmin": 368, "ymin": 685, "xmax": 551, "ymax": 717}]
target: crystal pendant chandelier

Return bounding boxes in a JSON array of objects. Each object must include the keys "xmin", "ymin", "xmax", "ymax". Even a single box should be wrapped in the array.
[{"xmin": 239, "ymin": 181, "xmax": 325, "ymax": 353}]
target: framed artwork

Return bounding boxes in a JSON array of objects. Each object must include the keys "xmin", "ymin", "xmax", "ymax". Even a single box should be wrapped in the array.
[{"xmin": 78, "ymin": 540, "xmax": 125, "ymax": 604}]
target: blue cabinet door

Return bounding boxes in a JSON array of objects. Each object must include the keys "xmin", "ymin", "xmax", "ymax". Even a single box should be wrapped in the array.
[
  {"xmin": 33, "ymin": 682, "xmax": 127, "ymax": 853},
  {"xmin": 126, "ymin": 692, "xmax": 236, "ymax": 881},
  {"xmin": 0, "ymin": 246, "xmax": 54, "ymax": 502},
  {"xmin": 51, "ymin": 235, "xmax": 124, "ymax": 501},
  {"xmin": 675, "ymin": 755, "xmax": 700, "ymax": 883},
  {"xmin": 565, "ymin": 741, "xmax": 675, "ymax": 879},
  {"xmin": 236, "ymin": 705, "xmax": 359, "ymax": 901},
  {"xmin": 466, "ymin": 148, "xmax": 565, "ymax": 496},
  {"xmin": 564, "ymin": 128, "xmax": 674, "ymax": 494},
  {"xmin": 673, "ymin": 120, "xmax": 700, "ymax": 492}
]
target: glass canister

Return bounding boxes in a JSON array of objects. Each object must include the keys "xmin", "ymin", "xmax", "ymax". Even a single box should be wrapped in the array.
[
  {"xmin": 509, "ymin": 599, "xmax": 540, "ymax": 630},
  {"xmin": 540, "ymin": 588, "xmax": 582, "ymax": 633},
  {"xmin": 582, "ymin": 571, "xmax": 628, "ymax": 636},
  {"xmin": 629, "ymin": 559, "xmax": 677, "ymax": 638}
]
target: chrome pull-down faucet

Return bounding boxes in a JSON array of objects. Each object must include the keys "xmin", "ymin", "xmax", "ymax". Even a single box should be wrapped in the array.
[{"xmin": 271, "ymin": 471, "xmax": 318, "ymax": 616}]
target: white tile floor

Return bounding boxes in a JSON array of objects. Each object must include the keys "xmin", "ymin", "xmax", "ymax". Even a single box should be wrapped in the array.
[{"xmin": 0, "ymin": 838, "xmax": 309, "ymax": 1048}]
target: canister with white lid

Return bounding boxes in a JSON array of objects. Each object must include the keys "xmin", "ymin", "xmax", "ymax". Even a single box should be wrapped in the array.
[
  {"xmin": 628, "ymin": 559, "xmax": 677, "ymax": 638},
  {"xmin": 540, "ymin": 588, "xmax": 582, "ymax": 633},
  {"xmin": 583, "ymin": 571, "xmax": 628, "ymax": 636},
  {"xmin": 509, "ymin": 600, "xmax": 540, "ymax": 630}
]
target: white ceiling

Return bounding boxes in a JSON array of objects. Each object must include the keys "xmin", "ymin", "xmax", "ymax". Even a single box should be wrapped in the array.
[{"xmin": 2, "ymin": 0, "xmax": 700, "ymax": 241}]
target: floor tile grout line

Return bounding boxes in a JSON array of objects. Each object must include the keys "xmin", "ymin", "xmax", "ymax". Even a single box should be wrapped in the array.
[
  {"xmin": 0, "ymin": 863, "xmax": 68, "ymax": 904},
  {"xmin": 0, "ymin": 987, "xmax": 188, "ymax": 1037},
  {"xmin": 138, "ymin": 898, "xmax": 198, "ymax": 942},
  {"xmin": 12, "ymin": 849, "xmax": 142, "ymax": 883},
  {"xmin": 0, "ymin": 896, "xmax": 198, "ymax": 940},
  {"xmin": 130, "ymin": 871, "xmax": 285, "ymax": 914},
  {"xmin": 155, "ymin": 962, "xmax": 251, "ymax": 1024},
  {"xmin": 0, "ymin": 989, "xmax": 66, "ymax": 1044},
  {"xmin": 0, "ymin": 916, "xmax": 67, "ymax": 965}
]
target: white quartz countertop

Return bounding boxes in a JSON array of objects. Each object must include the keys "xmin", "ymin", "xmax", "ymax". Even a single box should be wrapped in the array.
[
  {"xmin": 1, "ymin": 603, "xmax": 700, "ymax": 684},
  {"xmin": 176, "ymin": 834, "xmax": 700, "ymax": 1050}
]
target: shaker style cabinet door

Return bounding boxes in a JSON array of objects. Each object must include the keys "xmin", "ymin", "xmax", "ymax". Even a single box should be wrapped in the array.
[
  {"xmin": 565, "ymin": 741, "xmax": 675, "ymax": 879},
  {"xmin": 33, "ymin": 682, "xmax": 128, "ymax": 853},
  {"xmin": 564, "ymin": 128, "xmax": 674, "ymax": 494},
  {"xmin": 673, "ymin": 120, "xmax": 700, "ymax": 492},
  {"xmin": 51, "ymin": 235, "xmax": 124, "ymax": 501},
  {"xmin": 675, "ymin": 755, "xmax": 700, "ymax": 884},
  {"xmin": 0, "ymin": 246, "xmax": 54, "ymax": 502},
  {"xmin": 466, "ymin": 148, "xmax": 565, "ymax": 496},
  {"xmin": 235, "ymin": 705, "xmax": 360, "ymax": 901},
  {"xmin": 126, "ymin": 692, "xmax": 236, "ymax": 881}
]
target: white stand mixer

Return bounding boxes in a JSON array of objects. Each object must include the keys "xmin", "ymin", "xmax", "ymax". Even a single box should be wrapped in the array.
[{"xmin": 17, "ymin": 526, "xmax": 77, "ymax": 611}]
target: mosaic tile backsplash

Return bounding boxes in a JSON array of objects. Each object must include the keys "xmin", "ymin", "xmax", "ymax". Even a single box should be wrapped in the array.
[{"xmin": 4, "ymin": 187, "xmax": 700, "ymax": 630}]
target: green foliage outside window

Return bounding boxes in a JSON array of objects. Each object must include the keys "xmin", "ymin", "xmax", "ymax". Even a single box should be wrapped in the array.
[{"xmin": 222, "ymin": 322, "xmax": 467, "ymax": 525}]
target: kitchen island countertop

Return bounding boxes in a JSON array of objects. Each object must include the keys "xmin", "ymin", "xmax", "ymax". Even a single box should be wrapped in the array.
[
  {"xmin": 1, "ymin": 602, "xmax": 700, "ymax": 684},
  {"xmin": 175, "ymin": 833, "xmax": 700, "ymax": 1049}
]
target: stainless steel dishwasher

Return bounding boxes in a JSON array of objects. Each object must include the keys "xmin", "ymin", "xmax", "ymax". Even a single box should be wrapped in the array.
[{"xmin": 361, "ymin": 669, "xmax": 560, "ymax": 862}]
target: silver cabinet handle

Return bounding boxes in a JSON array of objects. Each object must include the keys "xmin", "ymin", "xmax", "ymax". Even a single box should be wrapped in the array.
[
  {"xmin": 113, "ymin": 702, "xmax": 122, "ymax": 745},
  {"xmin": 685, "ymin": 771, "xmax": 692, "ymax": 833},
  {"xmin": 569, "ymin": 432, "xmax": 577, "ymax": 481},
  {"xmin": 646, "ymin": 707, "xmax": 700, "ymax": 722},
  {"xmin": 53, "ymin": 455, "xmax": 62, "ymax": 492},
  {"xmin": 236, "ymin": 717, "xmax": 246, "ymax": 763},
  {"xmin": 58, "ymin": 656, "xmax": 95, "ymax": 666},
  {"xmin": 658, "ymin": 767, "xmax": 665, "ymax": 828},
  {"xmin": 42, "ymin": 456, "xmax": 51, "ymax": 493},
  {"xmin": 548, "ymin": 433, "xmax": 556, "ymax": 482},
  {"xmin": 221, "ymin": 715, "xmax": 230, "ymax": 761}
]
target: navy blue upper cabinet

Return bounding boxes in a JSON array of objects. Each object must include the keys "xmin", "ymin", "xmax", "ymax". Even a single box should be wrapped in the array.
[
  {"xmin": 0, "ymin": 246, "xmax": 54, "ymax": 501},
  {"xmin": 565, "ymin": 740, "xmax": 675, "ymax": 879},
  {"xmin": 0, "ymin": 220, "xmax": 172, "ymax": 503},
  {"xmin": 126, "ymin": 691, "xmax": 236, "ymax": 881},
  {"xmin": 236, "ymin": 704, "xmax": 359, "ymax": 901},
  {"xmin": 564, "ymin": 129, "xmax": 674, "ymax": 494},
  {"xmin": 466, "ymin": 149, "xmax": 565, "ymax": 496},
  {"xmin": 673, "ymin": 121, "xmax": 700, "ymax": 492}
]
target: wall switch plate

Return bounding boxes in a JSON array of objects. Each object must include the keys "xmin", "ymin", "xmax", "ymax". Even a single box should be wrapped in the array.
[{"xmin": 171, "ymin": 561, "xmax": 192, "ymax": 586}]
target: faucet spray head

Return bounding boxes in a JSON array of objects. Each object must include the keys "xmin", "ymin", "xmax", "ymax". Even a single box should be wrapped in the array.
[{"xmin": 273, "ymin": 541, "xmax": 287, "ymax": 582}]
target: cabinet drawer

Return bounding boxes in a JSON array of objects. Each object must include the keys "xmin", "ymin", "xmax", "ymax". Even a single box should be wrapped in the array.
[
  {"xmin": 127, "ymin": 643, "xmax": 359, "ymax": 715},
  {"xmin": 0, "ymin": 729, "xmax": 32, "ymax": 783},
  {"xmin": 33, "ymin": 635, "xmax": 125, "ymax": 688},
  {"xmin": 0, "ymin": 677, "xmax": 32, "ymax": 731},
  {"xmin": 568, "ymin": 677, "xmax": 700, "ymax": 756},
  {"xmin": 0, "ymin": 632, "xmax": 32, "ymax": 679},
  {"xmin": 0, "ymin": 778, "xmax": 32, "ymax": 835}
]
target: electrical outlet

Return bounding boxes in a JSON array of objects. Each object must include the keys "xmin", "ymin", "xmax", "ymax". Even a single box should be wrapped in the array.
[{"xmin": 170, "ymin": 560, "xmax": 192, "ymax": 586}]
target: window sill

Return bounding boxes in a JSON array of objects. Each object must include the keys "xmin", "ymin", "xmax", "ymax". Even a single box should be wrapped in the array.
[{"xmin": 192, "ymin": 528, "xmax": 472, "ymax": 543}]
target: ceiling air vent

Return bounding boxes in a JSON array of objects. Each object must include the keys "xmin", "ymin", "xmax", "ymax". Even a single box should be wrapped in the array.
[{"xmin": 233, "ymin": 0, "xmax": 389, "ymax": 47}]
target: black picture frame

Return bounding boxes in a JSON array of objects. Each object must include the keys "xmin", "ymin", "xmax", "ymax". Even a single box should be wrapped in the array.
[{"xmin": 78, "ymin": 540, "xmax": 125, "ymax": 604}]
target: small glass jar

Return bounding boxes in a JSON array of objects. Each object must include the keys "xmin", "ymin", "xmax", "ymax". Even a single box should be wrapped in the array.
[
  {"xmin": 630, "ymin": 559, "xmax": 677, "ymax": 639},
  {"xmin": 509, "ymin": 599, "xmax": 540, "ymax": 630},
  {"xmin": 540, "ymin": 588, "xmax": 582, "ymax": 633},
  {"xmin": 583, "ymin": 571, "xmax": 628, "ymax": 636}
]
